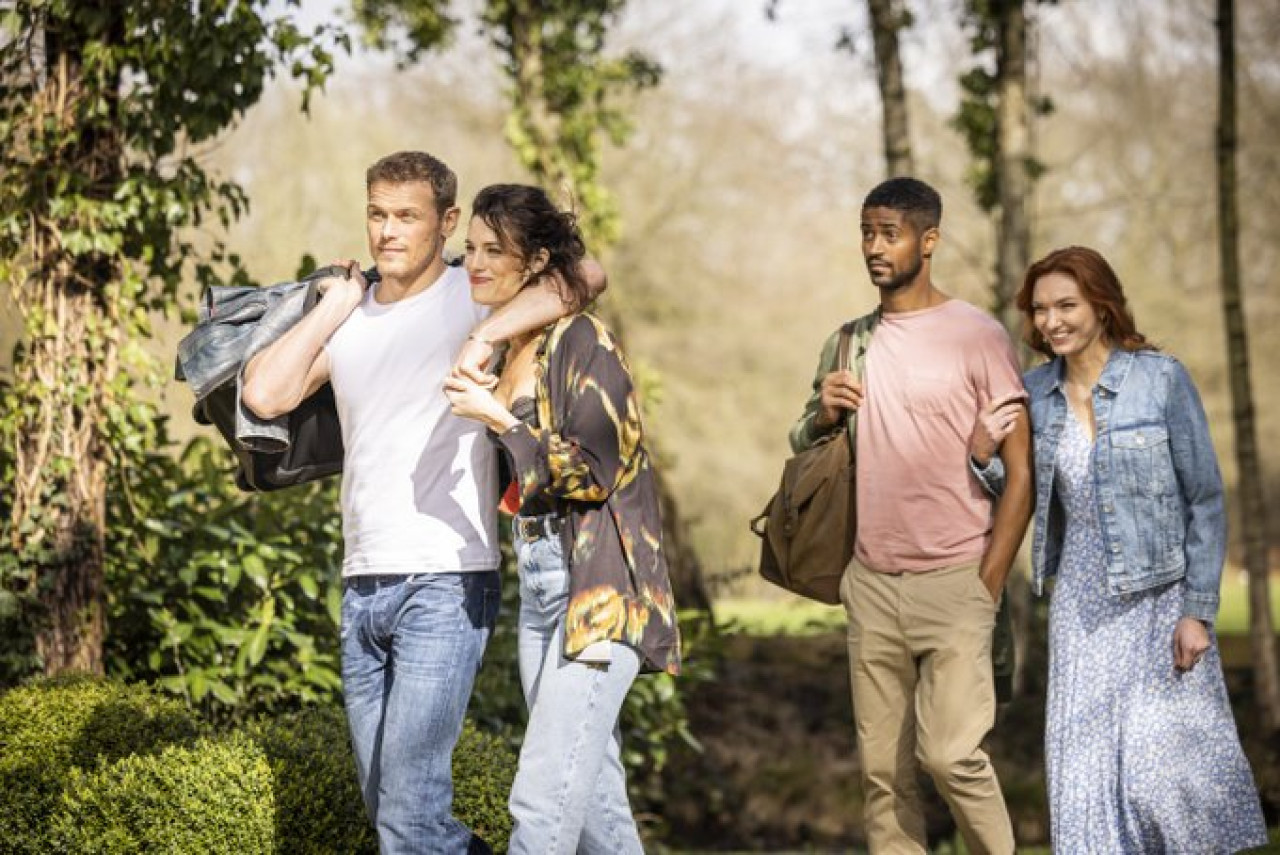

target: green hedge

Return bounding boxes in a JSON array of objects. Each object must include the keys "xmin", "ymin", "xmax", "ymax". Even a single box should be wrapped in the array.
[
  {"xmin": 248, "ymin": 706, "xmax": 515, "ymax": 853},
  {"xmin": 246, "ymin": 705, "xmax": 377, "ymax": 854},
  {"xmin": 452, "ymin": 719, "xmax": 518, "ymax": 851},
  {"xmin": 0, "ymin": 675, "xmax": 204, "ymax": 854},
  {"xmin": 0, "ymin": 677, "xmax": 517, "ymax": 854},
  {"xmin": 48, "ymin": 733, "xmax": 275, "ymax": 854}
]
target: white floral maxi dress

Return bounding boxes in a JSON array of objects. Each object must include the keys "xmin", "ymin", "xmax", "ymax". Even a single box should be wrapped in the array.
[{"xmin": 1044, "ymin": 410, "xmax": 1267, "ymax": 854}]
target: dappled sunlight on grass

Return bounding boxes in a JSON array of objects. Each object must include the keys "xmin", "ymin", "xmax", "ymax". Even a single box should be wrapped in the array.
[
  {"xmin": 715, "ymin": 597, "xmax": 846, "ymax": 636},
  {"xmin": 719, "ymin": 568, "xmax": 1280, "ymax": 638}
]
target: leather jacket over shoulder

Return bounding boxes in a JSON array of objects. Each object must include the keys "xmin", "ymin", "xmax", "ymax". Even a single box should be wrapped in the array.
[{"xmin": 175, "ymin": 265, "xmax": 369, "ymax": 491}]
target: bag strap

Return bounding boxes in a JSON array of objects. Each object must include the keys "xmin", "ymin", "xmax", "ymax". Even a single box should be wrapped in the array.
[
  {"xmin": 835, "ymin": 323, "xmax": 853, "ymax": 374},
  {"xmin": 839, "ymin": 308, "xmax": 881, "ymax": 448}
]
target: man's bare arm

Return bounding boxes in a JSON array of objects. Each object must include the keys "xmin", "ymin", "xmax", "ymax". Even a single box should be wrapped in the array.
[
  {"xmin": 978, "ymin": 404, "xmax": 1033, "ymax": 599},
  {"xmin": 241, "ymin": 270, "xmax": 365, "ymax": 419},
  {"xmin": 454, "ymin": 259, "xmax": 607, "ymax": 380}
]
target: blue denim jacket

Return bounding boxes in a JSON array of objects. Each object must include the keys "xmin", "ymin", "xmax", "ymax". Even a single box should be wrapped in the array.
[{"xmin": 1025, "ymin": 349, "xmax": 1225, "ymax": 622}]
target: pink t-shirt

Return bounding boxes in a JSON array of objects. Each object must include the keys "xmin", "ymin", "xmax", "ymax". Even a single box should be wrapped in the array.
[{"xmin": 854, "ymin": 299, "xmax": 1024, "ymax": 573}]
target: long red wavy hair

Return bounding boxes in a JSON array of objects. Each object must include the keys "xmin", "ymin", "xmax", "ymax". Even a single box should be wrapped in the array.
[{"xmin": 1015, "ymin": 245, "xmax": 1154, "ymax": 358}]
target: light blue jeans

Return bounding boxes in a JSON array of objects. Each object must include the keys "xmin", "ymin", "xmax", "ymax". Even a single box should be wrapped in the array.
[
  {"xmin": 508, "ymin": 515, "xmax": 644, "ymax": 855},
  {"xmin": 341, "ymin": 570, "xmax": 500, "ymax": 855}
]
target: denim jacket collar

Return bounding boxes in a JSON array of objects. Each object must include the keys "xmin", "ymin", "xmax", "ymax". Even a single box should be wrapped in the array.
[
  {"xmin": 1033, "ymin": 347, "xmax": 1134, "ymax": 398},
  {"xmin": 1096, "ymin": 347, "xmax": 1135, "ymax": 396}
]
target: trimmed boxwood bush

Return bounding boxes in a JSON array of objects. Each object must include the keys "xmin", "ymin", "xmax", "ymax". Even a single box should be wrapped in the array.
[
  {"xmin": 249, "ymin": 706, "xmax": 516, "ymax": 854},
  {"xmin": 0, "ymin": 677, "xmax": 517, "ymax": 854},
  {"xmin": 0, "ymin": 675, "xmax": 203, "ymax": 854},
  {"xmin": 453, "ymin": 719, "xmax": 517, "ymax": 853},
  {"xmin": 48, "ymin": 732, "xmax": 274, "ymax": 854},
  {"xmin": 247, "ymin": 705, "xmax": 378, "ymax": 855}
]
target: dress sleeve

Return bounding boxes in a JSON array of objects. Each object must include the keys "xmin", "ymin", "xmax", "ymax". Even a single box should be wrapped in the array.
[{"xmin": 497, "ymin": 316, "xmax": 640, "ymax": 505}]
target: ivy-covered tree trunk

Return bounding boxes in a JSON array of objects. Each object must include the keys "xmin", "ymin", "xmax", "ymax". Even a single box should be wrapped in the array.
[
  {"xmin": 1215, "ymin": 0, "xmax": 1280, "ymax": 734},
  {"xmin": 952, "ymin": 0, "xmax": 1049, "ymax": 698},
  {"xmin": 954, "ymin": 0, "xmax": 1046, "ymax": 339},
  {"xmin": 1, "ymin": 2, "xmax": 338, "ymax": 679},
  {"xmin": 5, "ymin": 20, "xmax": 127, "ymax": 676},
  {"xmin": 993, "ymin": 0, "xmax": 1031, "ymax": 336},
  {"xmin": 866, "ymin": 0, "xmax": 914, "ymax": 177},
  {"xmin": 12, "ymin": 280, "xmax": 115, "ymax": 674}
]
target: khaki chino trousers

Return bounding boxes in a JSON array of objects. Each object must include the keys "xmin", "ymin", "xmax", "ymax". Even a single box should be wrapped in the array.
[{"xmin": 841, "ymin": 558, "xmax": 1014, "ymax": 855}]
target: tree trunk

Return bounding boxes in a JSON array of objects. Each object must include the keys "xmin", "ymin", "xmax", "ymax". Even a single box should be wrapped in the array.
[
  {"xmin": 994, "ymin": 0, "xmax": 1030, "ymax": 337},
  {"xmin": 11, "ymin": 244, "xmax": 115, "ymax": 677},
  {"xmin": 1215, "ymin": 0, "xmax": 1280, "ymax": 734},
  {"xmin": 5, "ymin": 26, "xmax": 125, "ymax": 677},
  {"xmin": 866, "ymin": 0, "xmax": 913, "ymax": 177},
  {"xmin": 984, "ymin": 0, "xmax": 1036, "ymax": 697}
]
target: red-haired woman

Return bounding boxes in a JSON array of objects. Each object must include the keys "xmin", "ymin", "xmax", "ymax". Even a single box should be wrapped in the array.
[{"xmin": 972, "ymin": 246, "xmax": 1265, "ymax": 852}]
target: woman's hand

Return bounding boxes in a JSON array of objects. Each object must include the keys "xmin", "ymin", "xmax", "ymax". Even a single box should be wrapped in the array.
[
  {"xmin": 444, "ymin": 373, "xmax": 518, "ymax": 434},
  {"xmin": 1172, "ymin": 616, "xmax": 1211, "ymax": 672},
  {"xmin": 969, "ymin": 392, "xmax": 1024, "ymax": 466}
]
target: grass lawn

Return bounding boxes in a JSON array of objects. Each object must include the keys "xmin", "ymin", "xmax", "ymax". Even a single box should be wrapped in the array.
[
  {"xmin": 718, "ymin": 568, "xmax": 1280, "ymax": 637},
  {"xmin": 666, "ymin": 829, "xmax": 1280, "ymax": 854}
]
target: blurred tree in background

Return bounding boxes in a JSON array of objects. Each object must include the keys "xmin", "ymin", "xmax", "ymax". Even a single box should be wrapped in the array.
[
  {"xmin": 0, "ymin": 0, "xmax": 343, "ymax": 677},
  {"xmin": 1214, "ymin": 0, "xmax": 1280, "ymax": 735}
]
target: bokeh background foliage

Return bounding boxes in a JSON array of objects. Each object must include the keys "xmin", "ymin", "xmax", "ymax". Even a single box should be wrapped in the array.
[{"xmin": 3, "ymin": 0, "xmax": 1280, "ymax": 851}]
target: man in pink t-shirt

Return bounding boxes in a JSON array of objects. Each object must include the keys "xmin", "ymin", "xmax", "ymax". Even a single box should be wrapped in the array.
[{"xmin": 790, "ymin": 177, "xmax": 1033, "ymax": 854}]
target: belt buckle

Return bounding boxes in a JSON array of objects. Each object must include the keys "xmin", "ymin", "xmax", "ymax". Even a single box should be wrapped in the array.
[
  {"xmin": 517, "ymin": 517, "xmax": 542, "ymax": 542},
  {"xmin": 517, "ymin": 516, "xmax": 560, "ymax": 542}
]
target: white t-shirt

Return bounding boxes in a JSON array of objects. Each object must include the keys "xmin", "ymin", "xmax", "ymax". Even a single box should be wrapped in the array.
[{"xmin": 325, "ymin": 265, "xmax": 499, "ymax": 576}]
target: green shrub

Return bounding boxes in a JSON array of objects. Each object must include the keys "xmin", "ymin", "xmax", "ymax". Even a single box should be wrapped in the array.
[
  {"xmin": 48, "ymin": 732, "xmax": 274, "ymax": 854},
  {"xmin": 0, "ymin": 679, "xmax": 517, "ymax": 854},
  {"xmin": 106, "ymin": 437, "xmax": 344, "ymax": 722},
  {"xmin": 247, "ymin": 705, "xmax": 377, "ymax": 855},
  {"xmin": 248, "ymin": 706, "xmax": 516, "ymax": 854},
  {"xmin": 453, "ymin": 720, "xmax": 518, "ymax": 853},
  {"xmin": 0, "ymin": 675, "xmax": 202, "ymax": 854}
]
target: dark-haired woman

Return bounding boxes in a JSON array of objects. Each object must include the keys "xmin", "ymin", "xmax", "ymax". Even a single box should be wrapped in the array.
[
  {"xmin": 443, "ymin": 184, "xmax": 680, "ymax": 855},
  {"xmin": 972, "ymin": 246, "xmax": 1265, "ymax": 853}
]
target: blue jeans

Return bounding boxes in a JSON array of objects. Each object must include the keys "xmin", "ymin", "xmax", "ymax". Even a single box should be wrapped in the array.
[
  {"xmin": 507, "ymin": 516, "xmax": 644, "ymax": 855},
  {"xmin": 341, "ymin": 570, "xmax": 501, "ymax": 855}
]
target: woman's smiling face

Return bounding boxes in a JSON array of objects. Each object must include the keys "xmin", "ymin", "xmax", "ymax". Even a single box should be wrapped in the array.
[
  {"xmin": 464, "ymin": 216, "xmax": 529, "ymax": 308},
  {"xmin": 1031, "ymin": 271, "xmax": 1109, "ymax": 360}
]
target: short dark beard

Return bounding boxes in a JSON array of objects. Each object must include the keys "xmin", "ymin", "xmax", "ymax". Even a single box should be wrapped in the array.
[{"xmin": 870, "ymin": 252, "xmax": 924, "ymax": 291}]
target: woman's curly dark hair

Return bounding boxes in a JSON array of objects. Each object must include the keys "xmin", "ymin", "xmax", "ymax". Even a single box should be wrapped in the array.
[{"xmin": 469, "ymin": 184, "xmax": 590, "ymax": 311}]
